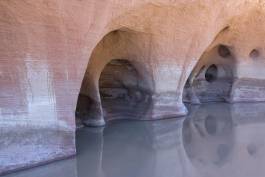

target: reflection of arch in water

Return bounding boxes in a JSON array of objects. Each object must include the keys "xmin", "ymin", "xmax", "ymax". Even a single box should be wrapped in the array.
[
  {"xmin": 182, "ymin": 104, "xmax": 235, "ymax": 168},
  {"xmin": 101, "ymin": 119, "xmax": 195, "ymax": 177}
]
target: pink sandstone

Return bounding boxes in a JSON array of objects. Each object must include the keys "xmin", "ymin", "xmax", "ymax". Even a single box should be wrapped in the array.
[{"xmin": 2, "ymin": 0, "xmax": 265, "ymax": 174}]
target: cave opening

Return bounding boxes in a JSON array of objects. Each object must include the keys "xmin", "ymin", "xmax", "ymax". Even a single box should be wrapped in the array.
[
  {"xmin": 75, "ymin": 29, "xmax": 156, "ymax": 127},
  {"xmin": 99, "ymin": 59, "xmax": 151, "ymax": 121},
  {"xmin": 76, "ymin": 58, "xmax": 152, "ymax": 125},
  {"xmin": 183, "ymin": 45, "xmax": 235, "ymax": 104},
  {"xmin": 99, "ymin": 59, "xmax": 150, "ymax": 120}
]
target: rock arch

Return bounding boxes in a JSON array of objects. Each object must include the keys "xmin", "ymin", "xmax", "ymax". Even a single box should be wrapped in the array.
[
  {"xmin": 183, "ymin": 44, "xmax": 236, "ymax": 104},
  {"xmin": 75, "ymin": 29, "xmax": 155, "ymax": 126},
  {"xmin": 180, "ymin": 21, "xmax": 236, "ymax": 104}
]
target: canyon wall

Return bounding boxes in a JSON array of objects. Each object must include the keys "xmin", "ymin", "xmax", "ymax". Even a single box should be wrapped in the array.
[{"xmin": 2, "ymin": 0, "xmax": 265, "ymax": 174}]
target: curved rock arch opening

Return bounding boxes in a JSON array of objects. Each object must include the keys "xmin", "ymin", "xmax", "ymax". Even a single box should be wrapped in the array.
[
  {"xmin": 99, "ymin": 59, "xmax": 152, "ymax": 121},
  {"xmin": 183, "ymin": 44, "xmax": 236, "ymax": 104},
  {"xmin": 75, "ymin": 29, "xmax": 154, "ymax": 127}
]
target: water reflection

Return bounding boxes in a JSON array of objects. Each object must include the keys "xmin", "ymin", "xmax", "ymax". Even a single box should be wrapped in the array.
[
  {"xmin": 4, "ymin": 103, "xmax": 265, "ymax": 177},
  {"xmin": 183, "ymin": 103, "xmax": 265, "ymax": 177},
  {"xmin": 183, "ymin": 103, "xmax": 235, "ymax": 176},
  {"xmin": 76, "ymin": 119, "xmax": 193, "ymax": 177}
]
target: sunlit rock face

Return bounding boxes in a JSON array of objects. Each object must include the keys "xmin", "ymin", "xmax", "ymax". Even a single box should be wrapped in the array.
[{"xmin": 2, "ymin": 0, "xmax": 265, "ymax": 174}]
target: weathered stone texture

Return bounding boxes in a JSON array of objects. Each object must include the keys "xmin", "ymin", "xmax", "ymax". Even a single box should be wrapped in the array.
[{"xmin": 2, "ymin": 0, "xmax": 265, "ymax": 174}]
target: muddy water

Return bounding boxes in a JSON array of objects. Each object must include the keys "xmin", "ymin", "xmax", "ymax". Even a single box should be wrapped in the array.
[{"xmin": 4, "ymin": 103, "xmax": 265, "ymax": 177}]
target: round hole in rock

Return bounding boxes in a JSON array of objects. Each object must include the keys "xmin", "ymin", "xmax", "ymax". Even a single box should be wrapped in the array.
[
  {"xmin": 218, "ymin": 45, "xmax": 231, "ymax": 58},
  {"xmin": 249, "ymin": 49, "xmax": 259, "ymax": 59},
  {"xmin": 205, "ymin": 64, "xmax": 218, "ymax": 83}
]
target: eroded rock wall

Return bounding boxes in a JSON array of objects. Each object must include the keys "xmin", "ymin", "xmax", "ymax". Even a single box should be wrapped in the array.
[{"xmin": 2, "ymin": 0, "xmax": 265, "ymax": 174}]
